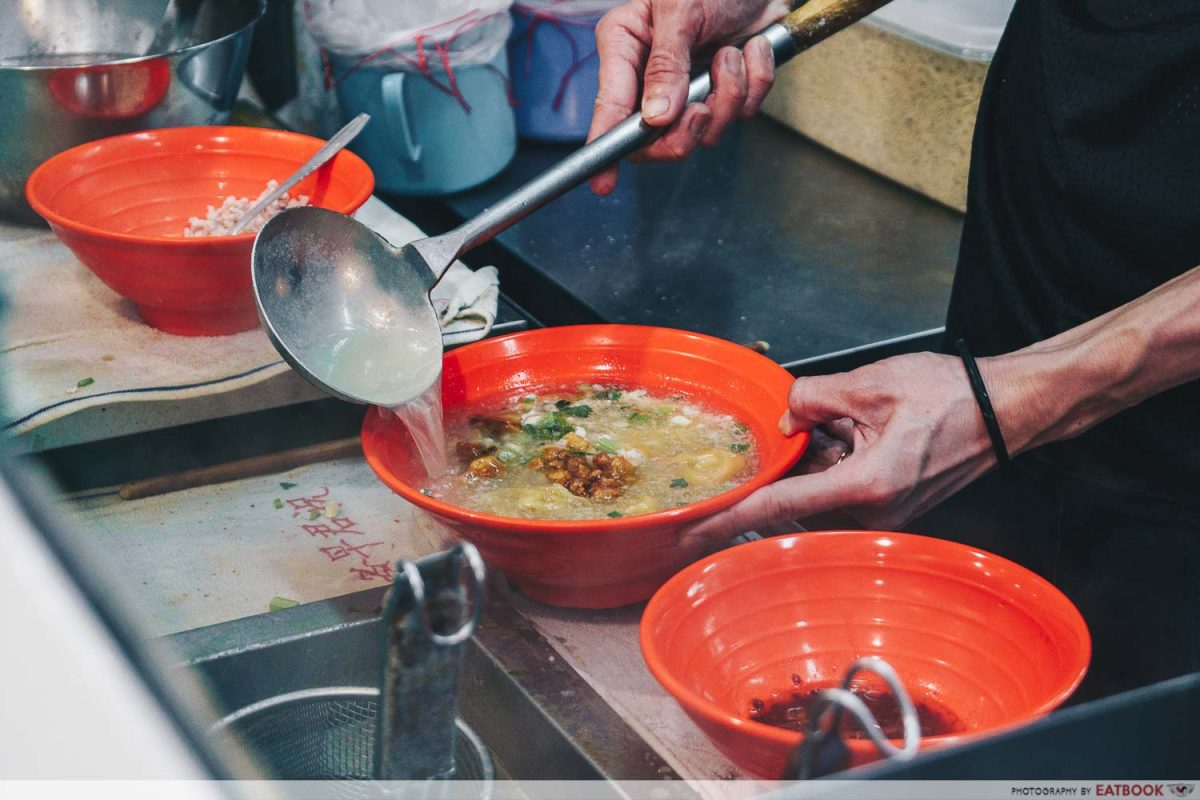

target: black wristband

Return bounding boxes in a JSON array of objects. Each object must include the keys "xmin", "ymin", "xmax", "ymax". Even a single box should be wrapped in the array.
[{"xmin": 954, "ymin": 338, "xmax": 1010, "ymax": 468}]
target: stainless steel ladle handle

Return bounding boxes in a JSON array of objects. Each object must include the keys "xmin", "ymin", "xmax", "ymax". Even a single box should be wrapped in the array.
[{"xmin": 446, "ymin": 0, "xmax": 892, "ymax": 261}]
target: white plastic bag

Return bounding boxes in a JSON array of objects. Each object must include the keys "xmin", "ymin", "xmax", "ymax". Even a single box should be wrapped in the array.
[
  {"xmin": 512, "ymin": 0, "xmax": 621, "ymax": 18},
  {"xmin": 305, "ymin": 0, "xmax": 514, "ymax": 68}
]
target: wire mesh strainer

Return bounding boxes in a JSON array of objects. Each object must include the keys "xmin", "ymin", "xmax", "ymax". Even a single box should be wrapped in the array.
[
  {"xmin": 212, "ymin": 686, "xmax": 492, "ymax": 798},
  {"xmin": 208, "ymin": 543, "xmax": 491, "ymax": 797}
]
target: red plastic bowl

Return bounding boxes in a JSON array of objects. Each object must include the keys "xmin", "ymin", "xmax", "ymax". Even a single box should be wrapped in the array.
[
  {"xmin": 640, "ymin": 531, "xmax": 1091, "ymax": 777},
  {"xmin": 361, "ymin": 325, "xmax": 810, "ymax": 609},
  {"xmin": 25, "ymin": 126, "xmax": 374, "ymax": 336}
]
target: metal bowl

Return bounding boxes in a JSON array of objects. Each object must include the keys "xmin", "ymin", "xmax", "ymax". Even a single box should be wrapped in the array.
[{"xmin": 0, "ymin": 0, "xmax": 265, "ymax": 224}]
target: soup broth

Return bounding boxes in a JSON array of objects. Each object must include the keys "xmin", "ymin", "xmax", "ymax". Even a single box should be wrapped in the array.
[{"xmin": 425, "ymin": 386, "xmax": 757, "ymax": 520}]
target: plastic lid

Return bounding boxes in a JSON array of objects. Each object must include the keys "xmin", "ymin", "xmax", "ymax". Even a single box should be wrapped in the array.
[{"xmin": 863, "ymin": 0, "xmax": 1016, "ymax": 61}]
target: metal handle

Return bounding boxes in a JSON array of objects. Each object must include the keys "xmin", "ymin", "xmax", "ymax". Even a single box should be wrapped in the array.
[
  {"xmin": 448, "ymin": 0, "xmax": 892, "ymax": 257},
  {"xmin": 229, "ymin": 112, "xmax": 371, "ymax": 234},
  {"xmin": 375, "ymin": 541, "xmax": 487, "ymax": 782},
  {"xmin": 400, "ymin": 542, "xmax": 486, "ymax": 647},
  {"xmin": 788, "ymin": 656, "xmax": 921, "ymax": 779}
]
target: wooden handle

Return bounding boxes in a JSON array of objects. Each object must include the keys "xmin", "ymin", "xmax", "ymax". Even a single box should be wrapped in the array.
[
  {"xmin": 782, "ymin": 0, "xmax": 894, "ymax": 48},
  {"xmin": 118, "ymin": 436, "xmax": 363, "ymax": 501}
]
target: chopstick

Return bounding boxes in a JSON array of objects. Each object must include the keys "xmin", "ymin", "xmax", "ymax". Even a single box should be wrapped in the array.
[{"xmin": 118, "ymin": 436, "xmax": 363, "ymax": 501}]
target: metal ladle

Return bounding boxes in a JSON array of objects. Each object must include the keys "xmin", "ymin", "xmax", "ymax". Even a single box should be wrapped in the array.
[
  {"xmin": 229, "ymin": 112, "xmax": 371, "ymax": 235},
  {"xmin": 251, "ymin": 0, "xmax": 892, "ymax": 407}
]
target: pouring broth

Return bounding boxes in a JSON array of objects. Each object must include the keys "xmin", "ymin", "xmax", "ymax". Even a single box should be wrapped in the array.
[{"xmin": 424, "ymin": 386, "xmax": 757, "ymax": 520}]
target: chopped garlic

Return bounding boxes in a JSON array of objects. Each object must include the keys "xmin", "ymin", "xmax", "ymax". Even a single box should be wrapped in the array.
[
  {"xmin": 669, "ymin": 415, "xmax": 693, "ymax": 427},
  {"xmin": 324, "ymin": 501, "xmax": 340, "ymax": 519},
  {"xmin": 620, "ymin": 448, "xmax": 645, "ymax": 466}
]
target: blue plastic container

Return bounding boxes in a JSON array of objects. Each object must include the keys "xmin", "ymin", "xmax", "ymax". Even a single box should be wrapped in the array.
[
  {"xmin": 508, "ymin": 4, "xmax": 605, "ymax": 142},
  {"xmin": 331, "ymin": 46, "xmax": 517, "ymax": 196}
]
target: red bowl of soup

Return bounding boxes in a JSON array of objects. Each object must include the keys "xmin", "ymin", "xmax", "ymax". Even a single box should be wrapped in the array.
[
  {"xmin": 640, "ymin": 531, "xmax": 1092, "ymax": 777},
  {"xmin": 25, "ymin": 126, "xmax": 374, "ymax": 336},
  {"xmin": 361, "ymin": 325, "xmax": 810, "ymax": 608}
]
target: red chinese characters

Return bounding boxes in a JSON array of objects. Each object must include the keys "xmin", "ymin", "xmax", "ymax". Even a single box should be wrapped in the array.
[{"xmin": 282, "ymin": 487, "xmax": 394, "ymax": 584}]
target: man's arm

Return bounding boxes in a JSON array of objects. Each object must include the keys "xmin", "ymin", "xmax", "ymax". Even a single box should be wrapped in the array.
[
  {"xmin": 986, "ymin": 265, "xmax": 1200, "ymax": 454},
  {"xmin": 681, "ymin": 265, "xmax": 1200, "ymax": 546}
]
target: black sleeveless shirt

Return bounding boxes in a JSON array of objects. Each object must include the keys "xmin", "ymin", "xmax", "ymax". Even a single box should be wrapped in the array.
[{"xmin": 945, "ymin": 0, "xmax": 1200, "ymax": 497}]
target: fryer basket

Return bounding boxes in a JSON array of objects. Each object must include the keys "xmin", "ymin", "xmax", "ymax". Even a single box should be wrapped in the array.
[{"xmin": 212, "ymin": 686, "xmax": 493, "ymax": 798}]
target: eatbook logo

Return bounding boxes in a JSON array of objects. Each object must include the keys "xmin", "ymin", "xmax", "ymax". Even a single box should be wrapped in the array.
[{"xmin": 1168, "ymin": 786, "xmax": 1195, "ymax": 798}]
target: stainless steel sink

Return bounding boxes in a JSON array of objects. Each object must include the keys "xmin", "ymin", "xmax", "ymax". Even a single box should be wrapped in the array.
[{"xmin": 168, "ymin": 584, "xmax": 678, "ymax": 782}]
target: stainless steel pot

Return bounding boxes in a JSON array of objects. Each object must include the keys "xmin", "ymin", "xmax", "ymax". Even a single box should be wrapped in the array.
[{"xmin": 0, "ymin": 0, "xmax": 266, "ymax": 224}]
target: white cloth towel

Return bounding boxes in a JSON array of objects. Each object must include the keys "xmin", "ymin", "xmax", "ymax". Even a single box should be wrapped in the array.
[
  {"xmin": 0, "ymin": 198, "xmax": 500, "ymax": 434},
  {"xmin": 351, "ymin": 196, "xmax": 500, "ymax": 347}
]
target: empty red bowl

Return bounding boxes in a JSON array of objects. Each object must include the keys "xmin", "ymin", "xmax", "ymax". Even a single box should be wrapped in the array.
[
  {"xmin": 640, "ymin": 531, "xmax": 1091, "ymax": 777},
  {"xmin": 361, "ymin": 325, "xmax": 810, "ymax": 609},
  {"xmin": 25, "ymin": 126, "xmax": 374, "ymax": 336}
]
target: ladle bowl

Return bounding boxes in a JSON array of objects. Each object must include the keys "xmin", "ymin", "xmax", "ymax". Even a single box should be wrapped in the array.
[{"xmin": 252, "ymin": 207, "xmax": 444, "ymax": 405}]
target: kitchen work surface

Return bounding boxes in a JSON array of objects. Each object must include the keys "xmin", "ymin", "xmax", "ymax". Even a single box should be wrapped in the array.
[
  {"xmin": 70, "ymin": 456, "xmax": 453, "ymax": 636},
  {"xmin": 393, "ymin": 114, "xmax": 965, "ymax": 370},
  {"xmin": 0, "ymin": 197, "xmax": 501, "ymax": 450},
  {"xmin": 509, "ymin": 594, "xmax": 758, "ymax": 784}
]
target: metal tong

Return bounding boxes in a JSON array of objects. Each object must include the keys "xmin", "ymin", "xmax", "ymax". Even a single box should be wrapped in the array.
[
  {"xmin": 785, "ymin": 656, "xmax": 922, "ymax": 779},
  {"xmin": 375, "ymin": 541, "xmax": 486, "ymax": 782}
]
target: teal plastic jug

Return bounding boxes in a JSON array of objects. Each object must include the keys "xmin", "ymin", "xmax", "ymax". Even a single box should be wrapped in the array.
[{"xmin": 331, "ymin": 46, "xmax": 516, "ymax": 195}]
